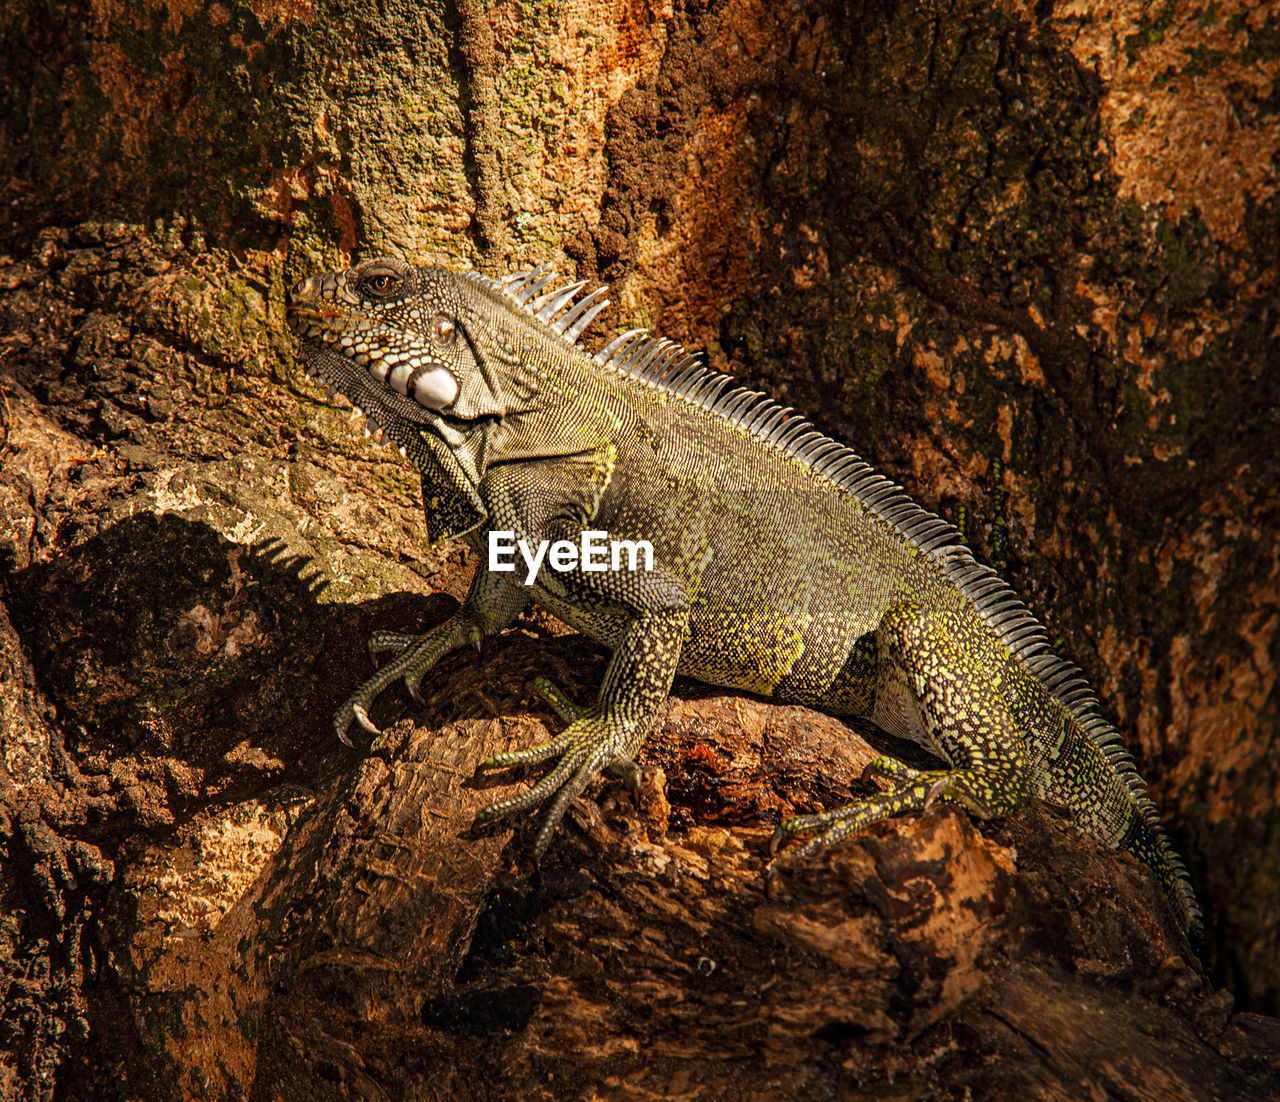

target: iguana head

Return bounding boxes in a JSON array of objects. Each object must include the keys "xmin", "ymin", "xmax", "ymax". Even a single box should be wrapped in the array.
[
  {"xmin": 288, "ymin": 257, "xmax": 508, "ymax": 425},
  {"xmin": 288, "ymin": 257, "xmax": 512, "ymax": 543},
  {"xmin": 287, "ymin": 256, "xmax": 615, "ymax": 543}
]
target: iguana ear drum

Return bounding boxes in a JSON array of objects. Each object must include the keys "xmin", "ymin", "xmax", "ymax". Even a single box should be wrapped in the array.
[
  {"xmin": 410, "ymin": 365, "xmax": 460, "ymax": 409},
  {"xmin": 383, "ymin": 361, "xmax": 459, "ymax": 409}
]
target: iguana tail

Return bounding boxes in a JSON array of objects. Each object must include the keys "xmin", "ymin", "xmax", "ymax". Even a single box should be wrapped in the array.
[{"xmin": 1048, "ymin": 709, "xmax": 1203, "ymax": 944}]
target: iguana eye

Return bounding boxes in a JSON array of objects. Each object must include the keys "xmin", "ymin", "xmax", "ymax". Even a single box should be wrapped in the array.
[
  {"xmin": 430, "ymin": 314, "xmax": 457, "ymax": 347},
  {"xmin": 363, "ymin": 270, "xmax": 400, "ymax": 297}
]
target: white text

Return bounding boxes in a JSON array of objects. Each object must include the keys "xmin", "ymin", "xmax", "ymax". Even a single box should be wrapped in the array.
[{"xmin": 488, "ymin": 530, "xmax": 655, "ymax": 585}]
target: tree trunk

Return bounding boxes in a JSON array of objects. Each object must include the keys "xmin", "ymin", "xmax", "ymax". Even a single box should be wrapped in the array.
[{"xmin": 2, "ymin": 0, "xmax": 1278, "ymax": 1097}]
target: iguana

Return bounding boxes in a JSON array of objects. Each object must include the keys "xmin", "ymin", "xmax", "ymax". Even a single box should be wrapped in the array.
[{"xmin": 287, "ymin": 256, "xmax": 1202, "ymax": 941}]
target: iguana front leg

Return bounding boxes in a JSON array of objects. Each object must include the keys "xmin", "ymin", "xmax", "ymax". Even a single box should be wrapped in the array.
[
  {"xmin": 774, "ymin": 600, "xmax": 1034, "ymax": 855},
  {"xmin": 475, "ymin": 520, "xmax": 691, "ymax": 857},
  {"xmin": 334, "ymin": 562, "xmax": 529, "ymax": 743}
]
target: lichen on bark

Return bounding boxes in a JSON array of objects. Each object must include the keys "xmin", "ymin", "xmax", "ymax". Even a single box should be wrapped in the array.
[{"xmin": 2, "ymin": 0, "xmax": 1279, "ymax": 1096}]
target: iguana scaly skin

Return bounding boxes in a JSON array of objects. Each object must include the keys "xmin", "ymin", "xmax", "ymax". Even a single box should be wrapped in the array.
[{"xmin": 287, "ymin": 256, "xmax": 1202, "ymax": 940}]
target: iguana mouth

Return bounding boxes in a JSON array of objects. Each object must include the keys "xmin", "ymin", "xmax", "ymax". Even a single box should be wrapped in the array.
[{"xmin": 293, "ymin": 338, "xmax": 439, "ymax": 443}]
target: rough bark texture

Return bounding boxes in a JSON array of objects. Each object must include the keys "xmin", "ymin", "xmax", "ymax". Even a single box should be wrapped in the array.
[{"xmin": 1, "ymin": 0, "xmax": 1278, "ymax": 1098}]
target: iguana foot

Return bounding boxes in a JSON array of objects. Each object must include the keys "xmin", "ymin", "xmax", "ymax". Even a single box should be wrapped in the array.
[
  {"xmin": 477, "ymin": 703, "xmax": 642, "ymax": 858},
  {"xmin": 770, "ymin": 758, "xmax": 1024, "ymax": 858},
  {"xmin": 333, "ymin": 620, "xmax": 484, "ymax": 744},
  {"xmin": 493, "ymin": 679, "xmax": 644, "ymax": 797}
]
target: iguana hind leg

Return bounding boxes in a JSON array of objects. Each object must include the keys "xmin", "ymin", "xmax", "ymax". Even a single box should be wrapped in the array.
[{"xmin": 774, "ymin": 600, "xmax": 1035, "ymax": 855}]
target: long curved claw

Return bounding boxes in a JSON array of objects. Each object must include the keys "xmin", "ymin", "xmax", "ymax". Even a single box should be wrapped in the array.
[
  {"xmin": 606, "ymin": 758, "xmax": 643, "ymax": 801},
  {"xmin": 332, "ymin": 646, "xmax": 423, "ymax": 743},
  {"xmin": 923, "ymin": 776, "xmax": 951, "ymax": 809},
  {"xmin": 333, "ymin": 618, "xmax": 483, "ymax": 745},
  {"xmin": 334, "ymin": 709, "xmax": 358, "ymax": 748},
  {"xmin": 768, "ymin": 823, "xmax": 789, "ymax": 858},
  {"xmin": 333, "ymin": 698, "xmax": 383, "ymax": 746}
]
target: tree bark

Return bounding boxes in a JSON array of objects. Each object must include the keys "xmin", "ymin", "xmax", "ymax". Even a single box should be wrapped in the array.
[{"xmin": 2, "ymin": 0, "xmax": 1278, "ymax": 1098}]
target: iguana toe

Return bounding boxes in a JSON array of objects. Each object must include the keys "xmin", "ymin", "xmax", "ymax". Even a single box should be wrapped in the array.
[
  {"xmin": 532, "ymin": 677, "xmax": 587, "ymax": 724},
  {"xmin": 482, "ymin": 727, "xmax": 577, "ymax": 768},
  {"xmin": 367, "ymin": 630, "xmax": 418, "ymax": 659},
  {"xmin": 862, "ymin": 755, "xmax": 920, "ymax": 784}
]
